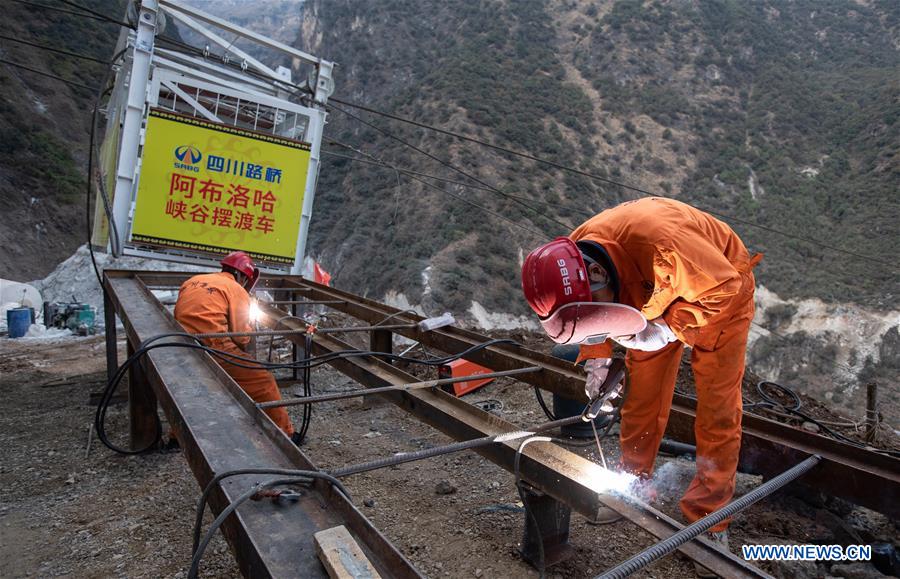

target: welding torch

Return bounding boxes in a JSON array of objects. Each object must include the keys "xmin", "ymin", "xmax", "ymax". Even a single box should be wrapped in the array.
[{"xmin": 581, "ymin": 357, "xmax": 627, "ymax": 422}]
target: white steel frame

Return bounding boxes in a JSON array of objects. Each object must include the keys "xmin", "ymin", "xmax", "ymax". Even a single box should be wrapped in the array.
[{"xmin": 106, "ymin": 0, "xmax": 334, "ymax": 274}]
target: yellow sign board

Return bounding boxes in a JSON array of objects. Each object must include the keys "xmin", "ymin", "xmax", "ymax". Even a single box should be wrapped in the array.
[{"xmin": 132, "ymin": 109, "xmax": 310, "ymax": 264}]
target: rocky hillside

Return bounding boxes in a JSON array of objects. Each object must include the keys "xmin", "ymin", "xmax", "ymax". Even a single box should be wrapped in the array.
[
  {"xmin": 1, "ymin": 0, "xmax": 897, "ymax": 421},
  {"xmin": 296, "ymin": 0, "xmax": 898, "ymax": 316}
]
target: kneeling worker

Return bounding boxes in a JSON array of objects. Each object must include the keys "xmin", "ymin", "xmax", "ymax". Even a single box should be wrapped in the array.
[
  {"xmin": 174, "ymin": 251, "xmax": 299, "ymax": 444},
  {"xmin": 521, "ymin": 198, "xmax": 760, "ymax": 572}
]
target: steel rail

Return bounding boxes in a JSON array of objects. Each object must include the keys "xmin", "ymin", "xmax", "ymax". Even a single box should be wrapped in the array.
[
  {"xmin": 255, "ymin": 300, "xmax": 770, "ymax": 579},
  {"xmin": 598, "ymin": 455, "xmax": 822, "ymax": 578},
  {"xmin": 258, "ymin": 366, "xmax": 542, "ymax": 408},
  {"xmin": 132, "ymin": 271, "xmax": 900, "ymax": 520},
  {"xmin": 104, "ymin": 272, "xmax": 421, "ymax": 578}
]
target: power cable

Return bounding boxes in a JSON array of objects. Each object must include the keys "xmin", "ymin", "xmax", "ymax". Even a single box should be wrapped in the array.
[
  {"xmin": 330, "ymin": 97, "xmax": 895, "ymax": 268},
  {"xmin": 323, "ymin": 143, "xmax": 594, "ymax": 217},
  {"xmin": 0, "ymin": 34, "xmax": 111, "ymax": 65},
  {"xmin": 138, "ymin": 27, "xmax": 893, "ymax": 268},
  {"xmin": 56, "ymin": 0, "xmax": 134, "ymax": 28},
  {"xmin": 0, "ymin": 58, "xmax": 97, "ymax": 90},
  {"xmin": 6, "ymin": 0, "xmax": 115, "ymax": 23},
  {"xmin": 328, "ymin": 101, "xmax": 576, "ymax": 235},
  {"xmin": 324, "ymin": 138, "xmax": 548, "ymax": 239}
]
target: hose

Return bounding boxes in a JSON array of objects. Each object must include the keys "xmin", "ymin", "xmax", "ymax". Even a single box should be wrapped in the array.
[{"xmin": 596, "ymin": 454, "xmax": 822, "ymax": 579}]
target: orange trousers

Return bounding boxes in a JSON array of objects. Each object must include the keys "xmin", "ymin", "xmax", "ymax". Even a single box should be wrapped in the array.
[
  {"xmin": 619, "ymin": 285, "xmax": 754, "ymax": 532},
  {"xmin": 215, "ymin": 341, "xmax": 295, "ymax": 436}
]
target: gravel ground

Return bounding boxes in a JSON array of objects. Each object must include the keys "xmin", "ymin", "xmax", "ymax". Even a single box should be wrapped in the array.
[{"xmin": 1, "ymin": 332, "xmax": 896, "ymax": 578}]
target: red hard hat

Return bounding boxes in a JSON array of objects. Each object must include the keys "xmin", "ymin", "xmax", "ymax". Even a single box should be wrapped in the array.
[
  {"xmin": 221, "ymin": 251, "xmax": 260, "ymax": 291},
  {"xmin": 521, "ymin": 237, "xmax": 646, "ymax": 344}
]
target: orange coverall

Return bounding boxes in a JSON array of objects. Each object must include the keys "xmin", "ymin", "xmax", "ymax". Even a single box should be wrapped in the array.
[
  {"xmin": 173, "ymin": 272, "xmax": 294, "ymax": 436},
  {"xmin": 572, "ymin": 197, "xmax": 760, "ymax": 531}
]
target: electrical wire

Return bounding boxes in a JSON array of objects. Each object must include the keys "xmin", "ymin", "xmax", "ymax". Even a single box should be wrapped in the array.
[
  {"xmin": 329, "ymin": 97, "xmax": 895, "ymax": 269},
  {"xmin": 675, "ymin": 380, "xmax": 900, "ymax": 458},
  {"xmin": 188, "ymin": 473, "xmax": 346, "ymax": 579},
  {"xmin": 0, "ymin": 34, "xmax": 111, "ymax": 65},
  {"xmin": 56, "ymin": 0, "xmax": 134, "ymax": 28},
  {"xmin": 0, "ymin": 58, "xmax": 97, "ymax": 90},
  {"xmin": 6, "ymin": 0, "xmax": 117, "ymax": 23},
  {"xmin": 94, "ymin": 332, "xmax": 518, "ymax": 454},
  {"xmin": 325, "ymin": 140, "xmax": 548, "ymax": 239},
  {"xmin": 324, "ymin": 144, "xmax": 595, "ymax": 217},
  {"xmin": 328, "ymin": 101, "xmax": 576, "ymax": 235},
  {"xmin": 190, "ymin": 467, "xmax": 351, "ymax": 555}
]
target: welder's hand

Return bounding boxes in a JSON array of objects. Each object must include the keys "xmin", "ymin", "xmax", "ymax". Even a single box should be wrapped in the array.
[
  {"xmin": 613, "ymin": 318, "xmax": 677, "ymax": 352},
  {"xmin": 584, "ymin": 357, "xmax": 614, "ymax": 399}
]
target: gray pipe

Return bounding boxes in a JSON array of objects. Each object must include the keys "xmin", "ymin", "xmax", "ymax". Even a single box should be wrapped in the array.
[{"xmin": 597, "ymin": 454, "xmax": 822, "ymax": 578}]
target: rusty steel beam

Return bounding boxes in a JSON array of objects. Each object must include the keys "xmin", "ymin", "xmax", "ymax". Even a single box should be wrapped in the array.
[
  {"xmin": 257, "ymin": 302, "xmax": 770, "ymax": 579},
  {"xmin": 133, "ymin": 272, "xmax": 900, "ymax": 520},
  {"xmin": 103, "ymin": 271, "xmax": 420, "ymax": 579}
]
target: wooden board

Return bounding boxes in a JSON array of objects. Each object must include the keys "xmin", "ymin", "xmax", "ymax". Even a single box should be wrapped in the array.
[{"xmin": 314, "ymin": 525, "xmax": 382, "ymax": 579}]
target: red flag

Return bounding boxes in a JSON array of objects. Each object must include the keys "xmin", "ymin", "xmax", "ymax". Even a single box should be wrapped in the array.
[{"xmin": 314, "ymin": 262, "xmax": 332, "ymax": 286}]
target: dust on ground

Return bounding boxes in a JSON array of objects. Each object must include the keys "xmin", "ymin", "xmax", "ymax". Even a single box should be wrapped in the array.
[{"xmin": 0, "ymin": 330, "xmax": 897, "ymax": 578}]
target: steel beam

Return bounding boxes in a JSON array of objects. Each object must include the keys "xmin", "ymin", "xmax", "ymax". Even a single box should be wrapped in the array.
[
  {"xmin": 131, "ymin": 273, "xmax": 900, "ymax": 531},
  {"xmin": 258, "ymin": 302, "xmax": 769, "ymax": 579},
  {"xmin": 104, "ymin": 271, "xmax": 420, "ymax": 579}
]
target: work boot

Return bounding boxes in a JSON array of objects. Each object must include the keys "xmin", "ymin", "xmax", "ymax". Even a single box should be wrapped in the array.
[
  {"xmin": 586, "ymin": 505, "xmax": 623, "ymax": 525},
  {"xmin": 694, "ymin": 530, "xmax": 729, "ymax": 578}
]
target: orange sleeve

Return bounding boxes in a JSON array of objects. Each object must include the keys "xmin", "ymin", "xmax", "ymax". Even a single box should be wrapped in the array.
[
  {"xmin": 641, "ymin": 242, "xmax": 742, "ymax": 342},
  {"xmin": 226, "ymin": 282, "xmax": 252, "ymax": 348},
  {"xmin": 576, "ymin": 341, "xmax": 613, "ymax": 363}
]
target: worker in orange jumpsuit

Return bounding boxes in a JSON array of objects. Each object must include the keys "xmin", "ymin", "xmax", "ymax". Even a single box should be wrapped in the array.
[
  {"xmin": 522, "ymin": 198, "xmax": 760, "ymax": 570},
  {"xmin": 174, "ymin": 251, "xmax": 298, "ymax": 443}
]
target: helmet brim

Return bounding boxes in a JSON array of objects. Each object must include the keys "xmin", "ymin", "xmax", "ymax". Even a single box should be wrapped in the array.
[{"xmin": 539, "ymin": 302, "xmax": 647, "ymax": 344}]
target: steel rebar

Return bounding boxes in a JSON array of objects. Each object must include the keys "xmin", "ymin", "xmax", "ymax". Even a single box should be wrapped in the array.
[
  {"xmin": 259, "ymin": 366, "xmax": 542, "ymax": 408},
  {"xmin": 329, "ymin": 415, "xmax": 583, "ymax": 478},
  {"xmin": 596, "ymin": 454, "xmax": 822, "ymax": 579}
]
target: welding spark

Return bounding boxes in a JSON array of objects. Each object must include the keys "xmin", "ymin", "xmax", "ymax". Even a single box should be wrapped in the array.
[
  {"xmin": 249, "ymin": 299, "xmax": 262, "ymax": 323},
  {"xmin": 586, "ymin": 462, "xmax": 638, "ymax": 495}
]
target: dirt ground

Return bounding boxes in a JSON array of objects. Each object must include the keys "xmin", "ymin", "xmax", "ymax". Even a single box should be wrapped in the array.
[{"xmin": 1, "ymin": 331, "xmax": 897, "ymax": 578}]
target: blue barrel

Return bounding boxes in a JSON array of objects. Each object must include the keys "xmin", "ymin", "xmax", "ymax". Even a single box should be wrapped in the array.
[{"xmin": 7, "ymin": 307, "xmax": 32, "ymax": 338}]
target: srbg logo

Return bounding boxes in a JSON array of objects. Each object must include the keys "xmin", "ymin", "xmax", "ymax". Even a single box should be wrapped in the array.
[
  {"xmin": 557, "ymin": 258, "xmax": 573, "ymax": 296},
  {"xmin": 174, "ymin": 145, "xmax": 202, "ymax": 172}
]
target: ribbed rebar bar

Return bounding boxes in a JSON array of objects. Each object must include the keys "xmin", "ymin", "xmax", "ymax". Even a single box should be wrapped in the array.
[
  {"xmin": 330, "ymin": 416, "xmax": 583, "ymax": 477},
  {"xmin": 259, "ymin": 366, "xmax": 542, "ymax": 408},
  {"xmin": 596, "ymin": 454, "xmax": 822, "ymax": 579}
]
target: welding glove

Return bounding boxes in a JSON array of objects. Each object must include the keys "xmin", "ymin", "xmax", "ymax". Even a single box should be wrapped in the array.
[
  {"xmin": 584, "ymin": 357, "xmax": 614, "ymax": 399},
  {"xmin": 613, "ymin": 318, "xmax": 677, "ymax": 352}
]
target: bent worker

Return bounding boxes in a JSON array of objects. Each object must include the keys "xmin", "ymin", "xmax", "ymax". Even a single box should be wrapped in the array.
[
  {"xmin": 174, "ymin": 251, "xmax": 299, "ymax": 444},
  {"xmin": 521, "ymin": 197, "xmax": 761, "ymax": 570}
]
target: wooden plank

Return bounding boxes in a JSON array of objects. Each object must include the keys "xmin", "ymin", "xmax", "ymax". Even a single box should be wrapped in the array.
[{"xmin": 315, "ymin": 526, "xmax": 383, "ymax": 579}]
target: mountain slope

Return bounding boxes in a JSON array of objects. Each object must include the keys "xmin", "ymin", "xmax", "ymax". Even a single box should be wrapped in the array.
[{"xmin": 296, "ymin": 0, "xmax": 898, "ymax": 315}]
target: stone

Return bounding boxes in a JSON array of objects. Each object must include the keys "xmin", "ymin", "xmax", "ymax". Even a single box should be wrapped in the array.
[
  {"xmin": 474, "ymin": 568, "xmax": 483, "ymax": 577},
  {"xmin": 801, "ymin": 421, "xmax": 821, "ymax": 433},
  {"xmin": 830, "ymin": 562, "xmax": 885, "ymax": 579},
  {"xmin": 435, "ymin": 481, "xmax": 457, "ymax": 495},
  {"xmin": 364, "ymin": 498, "xmax": 376, "ymax": 508}
]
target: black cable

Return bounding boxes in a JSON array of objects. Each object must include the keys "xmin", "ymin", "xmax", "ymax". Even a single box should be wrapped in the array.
[
  {"xmin": 534, "ymin": 386, "xmax": 558, "ymax": 421},
  {"xmin": 148, "ymin": 31, "xmax": 894, "ymax": 269},
  {"xmin": 189, "ymin": 473, "xmax": 349, "ymax": 579},
  {"xmin": 0, "ymin": 34, "xmax": 111, "ymax": 64},
  {"xmin": 94, "ymin": 333, "xmax": 519, "ymax": 454},
  {"xmin": 328, "ymin": 102, "xmax": 576, "ymax": 235},
  {"xmin": 295, "ymin": 333, "xmax": 313, "ymax": 443},
  {"xmin": 329, "ymin": 97, "xmax": 895, "ymax": 269},
  {"xmin": 56, "ymin": 0, "xmax": 134, "ymax": 28},
  {"xmin": 190, "ymin": 467, "xmax": 351, "ymax": 556},
  {"xmin": 324, "ymin": 143, "xmax": 594, "ymax": 217},
  {"xmin": 0, "ymin": 58, "xmax": 97, "ymax": 90},
  {"xmin": 6, "ymin": 0, "xmax": 114, "ymax": 22},
  {"xmin": 676, "ymin": 380, "xmax": 900, "ymax": 458}
]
